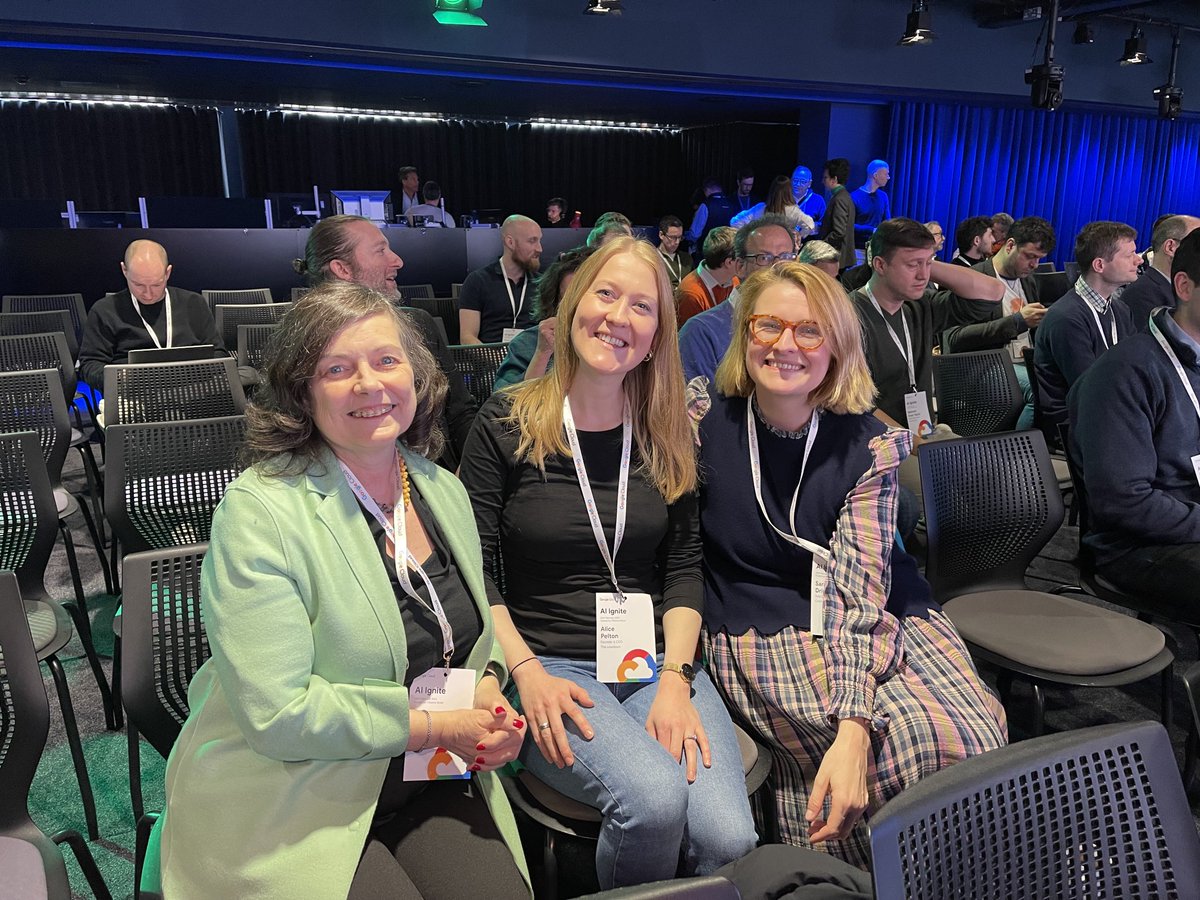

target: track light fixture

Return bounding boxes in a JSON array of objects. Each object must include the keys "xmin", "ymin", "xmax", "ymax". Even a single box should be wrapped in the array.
[
  {"xmin": 1154, "ymin": 29, "xmax": 1183, "ymax": 120},
  {"xmin": 584, "ymin": 0, "xmax": 623, "ymax": 14},
  {"xmin": 897, "ymin": 0, "xmax": 935, "ymax": 46},
  {"xmin": 1118, "ymin": 26, "xmax": 1152, "ymax": 66},
  {"xmin": 1072, "ymin": 22, "xmax": 1094, "ymax": 45}
]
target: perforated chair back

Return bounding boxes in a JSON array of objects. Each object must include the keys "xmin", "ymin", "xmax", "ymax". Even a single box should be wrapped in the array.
[
  {"xmin": 0, "ymin": 431, "xmax": 59, "ymax": 603},
  {"xmin": 201, "ymin": 288, "xmax": 272, "ymax": 315},
  {"xmin": 933, "ymin": 349, "xmax": 1023, "ymax": 436},
  {"xmin": 0, "ymin": 331, "xmax": 77, "ymax": 404},
  {"xmin": 395, "ymin": 283, "xmax": 435, "ymax": 301},
  {"xmin": 451, "ymin": 283, "xmax": 462, "ymax": 299},
  {"xmin": 0, "ymin": 310, "xmax": 78, "ymax": 360},
  {"xmin": 0, "ymin": 569, "xmax": 49, "ymax": 833},
  {"xmin": 0, "ymin": 369, "xmax": 71, "ymax": 487},
  {"xmin": 449, "ymin": 342, "xmax": 508, "ymax": 407},
  {"xmin": 1, "ymin": 294, "xmax": 85, "ymax": 344},
  {"xmin": 1021, "ymin": 345, "xmax": 1059, "ymax": 449},
  {"xmin": 236, "ymin": 324, "xmax": 278, "ymax": 370},
  {"xmin": 121, "ymin": 544, "xmax": 210, "ymax": 759},
  {"xmin": 870, "ymin": 721, "xmax": 1200, "ymax": 900},
  {"xmin": 102, "ymin": 358, "xmax": 246, "ymax": 426},
  {"xmin": 919, "ymin": 429, "xmax": 1064, "ymax": 599},
  {"xmin": 104, "ymin": 416, "xmax": 246, "ymax": 553},
  {"xmin": 406, "ymin": 296, "xmax": 459, "ymax": 344},
  {"xmin": 213, "ymin": 302, "xmax": 291, "ymax": 351},
  {"xmin": 291, "ymin": 287, "xmax": 309, "ymax": 301}
]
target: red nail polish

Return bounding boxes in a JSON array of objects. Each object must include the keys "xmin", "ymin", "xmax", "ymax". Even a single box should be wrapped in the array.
[
  {"xmin": 476, "ymin": 756, "xmax": 486, "ymax": 763},
  {"xmin": 514, "ymin": 720, "xmax": 524, "ymax": 729},
  {"xmin": 495, "ymin": 706, "xmax": 505, "ymax": 715},
  {"xmin": 470, "ymin": 764, "xmax": 481, "ymax": 771},
  {"xmin": 476, "ymin": 743, "xmax": 486, "ymax": 751}
]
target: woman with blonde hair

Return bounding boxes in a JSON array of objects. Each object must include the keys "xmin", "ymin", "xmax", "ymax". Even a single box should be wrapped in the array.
[
  {"xmin": 731, "ymin": 174, "xmax": 815, "ymax": 240},
  {"xmin": 459, "ymin": 236, "xmax": 757, "ymax": 889},
  {"xmin": 688, "ymin": 262, "xmax": 1006, "ymax": 869}
]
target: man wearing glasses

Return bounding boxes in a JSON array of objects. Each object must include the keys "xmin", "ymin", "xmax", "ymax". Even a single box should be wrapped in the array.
[{"xmin": 679, "ymin": 215, "xmax": 796, "ymax": 382}]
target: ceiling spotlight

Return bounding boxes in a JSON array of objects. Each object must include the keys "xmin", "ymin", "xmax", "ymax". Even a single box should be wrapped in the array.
[
  {"xmin": 897, "ymin": 0, "xmax": 935, "ymax": 46},
  {"xmin": 1119, "ymin": 27, "xmax": 1152, "ymax": 66},
  {"xmin": 1025, "ymin": 63, "xmax": 1065, "ymax": 111},
  {"xmin": 584, "ymin": 0, "xmax": 623, "ymax": 14},
  {"xmin": 1072, "ymin": 22, "xmax": 1094, "ymax": 45}
]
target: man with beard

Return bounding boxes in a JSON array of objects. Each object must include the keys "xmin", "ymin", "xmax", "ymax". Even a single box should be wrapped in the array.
[{"xmin": 459, "ymin": 214, "xmax": 542, "ymax": 344}]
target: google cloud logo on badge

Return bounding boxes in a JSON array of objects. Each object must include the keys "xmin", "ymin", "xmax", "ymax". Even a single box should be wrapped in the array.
[
  {"xmin": 426, "ymin": 748, "xmax": 469, "ymax": 780},
  {"xmin": 616, "ymin": 649, "xmax": 657, "ymax": 683}
]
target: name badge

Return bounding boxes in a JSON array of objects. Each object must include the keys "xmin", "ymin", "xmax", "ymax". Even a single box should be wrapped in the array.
[
  {"xmin": 501, "ymin": 327, "xmax": 523, "ymax": 344},
  {"xmin": 904, "ymin": 390, "xmax": 934, "ymax": 438},
  {"xmin": 404, "ymin": 667, "xmax": 476, "ymax": 781},
  {"xmin": 810, "ymin": 551, "xmax": 830, "ymax": 639},
  {"xmin": 595, "ymin": 592, "xmax": 657, "ymax": 684}
]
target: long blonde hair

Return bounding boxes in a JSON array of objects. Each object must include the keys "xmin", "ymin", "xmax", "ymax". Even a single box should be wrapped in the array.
[
  {"xmin": 505, "ymin": 236, "xmax": 697, "ymax": 501},
  {"xmin": 715, "ymin": 262, "xmax": 876, "ymax": 415}
]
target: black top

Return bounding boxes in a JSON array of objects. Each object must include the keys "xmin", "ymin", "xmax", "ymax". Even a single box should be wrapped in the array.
[
  {"xmin": 1120, "ymin": 268, "xmax": 1176, "ymax": 334},
  {"xmin": 459, "ymin": 393, "xmax": 703, "ymax": 660},
  {"xmin": 458, "ymin": 260, "xmax": 537, "ymax": 343},
  {"xmin": 399, "ymin": 306, "xmax": 478, "ymax": 470}
]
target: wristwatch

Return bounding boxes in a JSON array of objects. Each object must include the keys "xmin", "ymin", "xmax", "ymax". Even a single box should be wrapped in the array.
[{"xmin": 661, "ymin": 662, "xmax": 696, "ymax": 684}]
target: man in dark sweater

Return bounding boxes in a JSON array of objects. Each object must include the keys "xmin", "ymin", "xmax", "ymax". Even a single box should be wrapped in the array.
[
  {"xmin": 817, "ymin": 158, "xmax": 857, "ymax": 273},
  {"xmin": 949, "ymin": 216, "xmax": 996, "ymax": 268},
  {"xmin": 1068, "ymin": 230, "xmax": 1200, "ymax": 599},
  {"xmin": 79, "ymin": 239, "xmax": 223, "ymax": 390},
  {"xmin": 1034, "ymin": 221, "xmax": 1140, "ymax": 432},
  {"xmin": 1121, "ymin": 214, "xmax": 1200, "ymax": 333}
]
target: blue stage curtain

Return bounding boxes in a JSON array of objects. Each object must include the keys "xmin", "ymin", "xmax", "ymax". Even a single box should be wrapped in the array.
[{"xmin": 886, "ymin": 101, "xmax": 1200, "ymax": 265}]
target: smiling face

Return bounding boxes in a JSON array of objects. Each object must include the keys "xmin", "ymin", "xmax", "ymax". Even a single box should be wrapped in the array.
[
  {"xmin": 570, "ymin": 251, "xmax": 660, "ymax": 384},
  {"xmin": 309, "ymin": 313, "xmax": 416, "ymax": 464},
  {"xmin": 746, "ymin": 281, "xmax": 831, "ymax": 404},
  {"xmin": 341, "ymin": 220, "xmax": 404, "ymax": 297}
]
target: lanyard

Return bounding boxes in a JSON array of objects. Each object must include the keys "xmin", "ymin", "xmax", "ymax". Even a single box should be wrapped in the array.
[
  {"xmin": 745, "ymin": 399, "xmax": 826, "ymax": 555},
  {"xmin": 338, "ymin": 455, "xmax": 454, "ymax": 668},
  {"xmin": 499, "ymin": 257, "xmax": 527, "ymax": 328},
  {"xmin": 865, "ymin": 285, "xmax": 916, "ymax": 390},
  {"xmin": 131, "ymin": 289, "xmax": 173, "ymax": 350},
  {"xmin": 1149, "ymin": 318, "xmax": 1200, "ymax": 425},
  {"xmin": 1083, "ymin": 295, "xmax": 1118, "ymax": 349},
  {"xmin": 660, "ymin": 251, "xmax": 683, "ymax": 282},
  {"xmin": 562, "ymin": 396, "xmax": 632, "ymax": 599}
]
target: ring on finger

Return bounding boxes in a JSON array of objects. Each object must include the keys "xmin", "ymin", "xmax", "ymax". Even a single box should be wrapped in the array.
[
  {"xmin": 685, "ymin": 734, "xmax": 699, "ymax": 742},
  {"xmin": 538, "ymin": 721, "xmax": 552, "ymax": 731}
]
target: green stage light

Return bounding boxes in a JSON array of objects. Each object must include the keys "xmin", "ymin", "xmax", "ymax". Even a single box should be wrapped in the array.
[{"xmin": 433, "ymin": 0, "xmax": 486, "ymax": 26}]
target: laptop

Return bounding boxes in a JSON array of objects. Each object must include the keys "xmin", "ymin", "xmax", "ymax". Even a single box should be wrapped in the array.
[{"xmin": 126, "ymin": 344, "xmax": 215, "ymax": 364}]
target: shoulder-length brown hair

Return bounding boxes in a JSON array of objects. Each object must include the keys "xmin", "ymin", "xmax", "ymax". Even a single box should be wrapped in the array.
[
  {"xmin": 504, "ymin": 236, "xmax": 696, "ymax": 501},
  {"xmin": 715, "ymin": 262, "xmax": 876, "ymax": 415},
  {"xmin": 243, "ymin": 281, "xmax": 447, "ymax": 475}
]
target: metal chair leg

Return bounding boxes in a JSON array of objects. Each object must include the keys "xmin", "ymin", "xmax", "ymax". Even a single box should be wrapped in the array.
[
  {"xmin": 53, "ymin": 828, "xmax": 113, "ymax": 900},
  {"xmin": 73, "ymin": 493, "xmax": 114, "ymax": 596},
  {"xmin": 1031, "ymin": 682, "xmax": 1047, "ymax": 737},
  {"xmin": 46, "ymin": 655, "xmax": 100, "ymax": 841},
  {"xmin": 128, "ymin": 719, "xmax": 145, "ymax": 823}
]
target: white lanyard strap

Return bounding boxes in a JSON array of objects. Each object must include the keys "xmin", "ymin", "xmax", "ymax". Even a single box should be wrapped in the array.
[
  {"xmin": 1083, "ymin": 295, "xmax": 1118, "ymax": 349},
  {"xmin": 338, "ymin": 455, "xmax": 454, "ymax": 666},
  {"xmin": 865, "ymin": 285, "xmax": 916, "ymax": 390},
  {"xmin": 745, "ymin": 399, "xmax": 827, "ymax": 557},
  {"xmin": 660, "ymin": 252, "xmax": 682, "ymax": 282},
  {"xmin": 131, "ymin": 289, "xmax": 173, "ymax": 350},
  {"xmin": 562, "ymin": 396, "xmax": 632, "ymax": 598},
  {"xmin": 499, "ymin": 257, "xmax": 527, "ymax": 328},
  {"xmin": 1149, "ymin": 318, "xmax": 1200, "ymax": 423}
]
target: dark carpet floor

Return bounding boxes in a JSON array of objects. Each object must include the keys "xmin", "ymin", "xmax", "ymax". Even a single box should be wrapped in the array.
[{"xmin": 27, "ymin": 453, "xmax": 1200, "ymax": 899}]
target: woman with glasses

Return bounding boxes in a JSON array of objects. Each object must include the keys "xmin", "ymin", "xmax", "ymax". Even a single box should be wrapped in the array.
[{"xmin": 687, "ymin": 262, "xmax": 1006, "ymax": 869}]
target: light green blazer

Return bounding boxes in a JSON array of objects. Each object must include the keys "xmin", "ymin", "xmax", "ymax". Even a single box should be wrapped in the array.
[{"xmin": 149, "ymin": 444, "xmax": 531, "ymax": 898}]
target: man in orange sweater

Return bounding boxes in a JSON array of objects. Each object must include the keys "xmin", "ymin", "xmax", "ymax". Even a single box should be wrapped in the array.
[{"xmin": 676, "ymin": 226, "xmax": 738, "ymax": 327}]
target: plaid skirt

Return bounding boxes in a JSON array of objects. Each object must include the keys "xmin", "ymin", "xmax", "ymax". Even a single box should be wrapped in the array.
[{"xmin": 704, "ymin": 611, "xmax": 1007, "ymax": 869}]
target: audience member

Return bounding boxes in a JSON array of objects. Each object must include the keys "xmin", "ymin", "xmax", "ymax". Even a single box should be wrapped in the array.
[
  {"xmin": 546, "ymin": 197, "xmax": 568, "ymax": 227},
  {"xmin": 459, "ymin": 215, "xmax": 543, "ymax": 344},
  {"xmin": 398, "ymin": 165, "xmax": 421, "ymax": 216},
  {"xmin": 990, "ymin": 212, "xmax": 1014, "ymax": 249},
  {"xmin": 797, "ymin": 240, "xmax": 841, "ymax": 279},
  {"xmin": 294, "ymin": 215, "xmax": 478, "ymax": 470},
  {"xmin": 79, "ymin": 238, "xmax": 223, "ymax": 392},
  {"xmin": 838, "ymin": 243, "xmax": 875, "ymax": 294},
  {"xmin": 734, "ymin": 167, "xmax": 757, "ymax": 212},
  {"xmin": 458, "ymin": 237, "xmax": 758, "ymax": 889},
  {"xmin": 587, "ymin": 211, "xmax": 634, "ymax": 249},
  {"xmin": 731, "ymin": 175, "xmax": 816, "ymax": 239},
  {"xmin": 850, "ymin": 160, "xmax": 892, "ymax": 248},
  {"xmin": 152, "ymin": 283, "xmax": 530, "ymax": 898},
  {"xmin": 405, "ymin": 181, "xmax": 455, "ymax": 227},
  {"xmin": 492, "ymin": 247, "xmax": 592, "ymax": 391},
  {"xmin": 1121, "ymin": 214, "xmax": 1200, "ymax": 332},
  {"xmin": 688, "ymin": 262, "xmax": 1005, "ymax": 867},
  {"xmin": 676, "ymin": 226, "xmax": 738, "ymax": 328},
  {"xmin": 923, "ymin": 221, "xmax": 945, "ymax": 253},
  {"xmin": 679, "ymin": 215, "xmax": 795, "ymax": 381},
  {"xmin": 792, "ymin": 165, "xmax": 826, "ymax": 230},
  {"xmin": 657, "ymin": 215, "xmax": 695, "ymax": 290},
  {"xmin": 1069, "ymin": 230, "xmax": 1200, "ymax": 601},
  {"xmin": 817, "ymin": 159, "xmax": 857, "ymax": 272},
  {"xmin": 685, "ymin": 177, "xmax": 737, "ymax": 251},
  {"xmin": 949, "ymin": 216, "xmax": 996, "ymax": 267},
  {"xmin": 1034, "ymin": 221, "xmax": 1139, "ymax": 432}
]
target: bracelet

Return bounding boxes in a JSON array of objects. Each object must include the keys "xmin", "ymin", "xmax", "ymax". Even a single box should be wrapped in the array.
[
  {"xmin": 416, "ymin": 709, "xmax": 433, "ymax": 752},
  {"xmin": 509, "ymin": 656, "xmax": 537, "ymax": 676}
]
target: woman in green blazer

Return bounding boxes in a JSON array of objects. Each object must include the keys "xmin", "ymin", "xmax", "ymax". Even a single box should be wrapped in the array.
[{"xmin": 149, "ymin": 281, "xmax": 532, "ymax": 899}]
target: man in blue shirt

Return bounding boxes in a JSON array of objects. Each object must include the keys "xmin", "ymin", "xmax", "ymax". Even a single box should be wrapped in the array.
[
  {"xmin": 851, "ymin": 159, "xmax": 892, "ymax": 248},
  {"xmin": 791, "ymin": 165, "xmax": 826, "ymax": 231}
]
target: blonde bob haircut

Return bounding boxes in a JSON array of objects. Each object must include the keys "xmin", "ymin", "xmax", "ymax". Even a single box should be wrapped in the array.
[
  {"xmin": 715, "ymin": 262, "xmax": 876, "ymax": 415},
  {"xmin": 505, "ymin": 236, "xmax": 696, "ymax": 501}
]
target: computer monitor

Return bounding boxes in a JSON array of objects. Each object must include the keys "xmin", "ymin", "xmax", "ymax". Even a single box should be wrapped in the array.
[{"xmin": 330, "ymin": 191, "xmax": 393, "ymax": 225}]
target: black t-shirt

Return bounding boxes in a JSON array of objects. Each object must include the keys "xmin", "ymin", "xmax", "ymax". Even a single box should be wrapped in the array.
[{"xmin": 458, "ymin": 261, "xmax": 536, "ymax": 343}]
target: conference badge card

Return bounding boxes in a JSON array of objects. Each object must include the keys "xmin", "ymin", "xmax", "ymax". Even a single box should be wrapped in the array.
[{"xmin": 404, "ymin": 666, "xmax": 475, "ymax": 781}]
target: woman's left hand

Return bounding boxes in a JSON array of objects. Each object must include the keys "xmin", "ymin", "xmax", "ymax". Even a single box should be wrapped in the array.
[
  {"xmin": 806, "ymin": 718, "xmax": 871, "ymax": 843},
  {"xmin": 470, "ymin": 675, "xmax": 525, "ymax": 771},
  {"xmin": 645, "ymin": 676, "xmax": 711, "ymax": 783}
]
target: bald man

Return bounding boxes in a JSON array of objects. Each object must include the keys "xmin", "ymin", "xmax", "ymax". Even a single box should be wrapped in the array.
[
  {"xmin": 79, "ymin": 239, "xmax": 223, "ymax": 390},
  {"xmin": 1122, "ymin": 214, "xmax": 1200, "ymax": 332},
  {"xmin": 458, "ymin": 215, "xmax": 542, "ymax": 344}
]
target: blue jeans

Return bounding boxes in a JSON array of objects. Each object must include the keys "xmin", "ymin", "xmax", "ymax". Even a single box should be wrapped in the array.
[{"xmin": 516, "ymin": 656, "xmax": 758, "ymax": 889}]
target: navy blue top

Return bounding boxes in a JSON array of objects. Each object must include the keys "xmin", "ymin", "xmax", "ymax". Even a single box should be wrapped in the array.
[{"xmin": 1120, "ymin": 268, "xmax": 1176, "ymax": 334}]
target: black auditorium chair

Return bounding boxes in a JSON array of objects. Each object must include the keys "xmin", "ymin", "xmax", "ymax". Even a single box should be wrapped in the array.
[
  {"xmin": 0, "ymin": 309, "xmax": 79, "ymax": 359},
  {"xmin": 932, "ymin": 348, "xmax": 1023, "ymax": 436},
  {"xmin": 102, "ymin": 358, "xmax": 246, "ymax": 426},
  {"xmin": 200, "ymin": 287, "xmax": 272, "ymax": 315},
  {"xmin": 449, "ymin": 342, "xmax": 509, "ymax": 408},
  {"xmin": 0, "ymin": 571, "xmax": 112, "ymax": 900},
  {"xmin": 406, "ymin": 295, "xmax": 459, "ymax": 344},
  {"xmin": 394, "ymin": 283, "xmax": 435, "ymax": 302},
  {"xmin": 236, "ymin": 323, "xmax": 278, "ymax": 372},
  {"xmin": 919, "ymin": 429, "xmax": 1174, "ymax": 736},
  {"xmin": 1, "ymin": 293, "xmax": 86, "ymax": 345},
  {"xmin": 870, "ymin": 721, "xmax": 1200, "ymax": 900},
  {"xmin": 1021, "ymin": 345, "xmax": 1074, "ymax": 513},
  {"xmin": 213, "ymin": 302, "xmax": 291, "ymax": 352}
]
